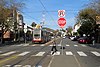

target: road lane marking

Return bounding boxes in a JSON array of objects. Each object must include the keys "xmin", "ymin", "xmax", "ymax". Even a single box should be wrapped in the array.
[
  {"xmin": 1, "ymin": 51, "xmax": 17, "ymax": 56},
  {"xmin": 74, "ymin": 45, "xmax": 78, "ymax": 47},
  {"xmin": 40, "ymin": 44, "xmax": 45, "ymax": 46},
  {"xmin": 33, "ymin": 52, "xmax": 45, "ymax": 56},
  {"xmin": 23, "ymin": 65, "xmax": 32, "ymax": 67},
  {"xmin": 58, "ymin": 44, "xmax": 61, "ymax": 46},
  {"xmin": 3, "ymin": 65, "xmax": 39, "ymax": 67},
  {"xmin": 14, "ymin": 65, "xmax": 22, "ymax": 67},
  {"xmin": 18, "ymin": 52, "xmax": 30, "ymax": 56},
  {"xmin": 80, "ymin": 44, "xmax": 87, "ymax": 47},
  {"xmin": 0, "ymin": 54, "xmax": 18, "ymax": 66},
  {"xmin": 16, "ymin": 44, "xmax": 23, "ymax": 46},
  {"xmin": 66, "ymin": 51, "xmax": 73, "ymax": 55},
  {"xmin": 53, "ymin": 51, "xmax": 60, "ymax": 55},
  {"xmin": 81, "ymin": 45, "xmax": 87, "ymax": 47},
  {"xmin": 0, "ymin": 51, "xmax": 2, "ymax": 53},
  {"xmin": 73, "ymin": 55, "xmax": 82, "ymax": 67},
  {"xmin": 23, "ymin": 44, "xmax": 29, "ymax": 46},
  {"xmin": 48, "ymin": 55, "xmax": 54, "ymax": 67},
  {"xmin": 91, "ymin": 51, "xmax": 100, "ymax": 56},
  {"xmin": 31, "ymin": 45, "xmax": 36, "ymax": 46},
  {"xmin": 49, "ymin": 45, "xmax": 52, "ymax": 46},
  {"xmin": 2, "ymin": 65, "xmax": 11, "ymax": 67},
  {"xmin": 77, "ymin": 51, "xmax": 87, "ymax": 56},
  {"xmin": 66, "ymin": 45, "xmax": 70, "ymax": 46}
]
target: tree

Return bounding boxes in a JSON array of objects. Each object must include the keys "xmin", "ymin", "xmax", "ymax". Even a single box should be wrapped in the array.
[
  {"xmin": 0, "ymin": 0, "xmax": 24, "ymax": 28},
  {"xmin": 0, "ymin": 0, "xmax": 25, "ymax": 43},
  {"xmin": 78, "ymin": 20, "xmax": 93, "ymax": 36},
  {"xmin": 88, "ymin": 0, "xmax": 100, "ymax": 14},
  {"xmin": 76, "ymin": 8, "xmax": 98, "ymax": 36}
]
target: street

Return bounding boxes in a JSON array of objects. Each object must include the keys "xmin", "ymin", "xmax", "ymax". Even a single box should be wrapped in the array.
[{"xmin": 0, "ymin": 38, "xmax": 100, "ymax": 67}]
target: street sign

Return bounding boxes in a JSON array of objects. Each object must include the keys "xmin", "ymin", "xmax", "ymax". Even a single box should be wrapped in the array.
[
  {"xmin": 58, "ymin": 10, "xmax": 65, "ymax": 17},
  {"xmin": 58, "ymin": 18, "xmax": 66, "ymax": 28},
  {"xmin": 24, "ymin": 25, "xmax": 27, "ymax": 33}
]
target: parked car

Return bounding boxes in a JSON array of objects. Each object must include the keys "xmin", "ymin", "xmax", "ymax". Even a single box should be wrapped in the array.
[
  {"xmin": 70, "ymin": 36, "xmax": 80, "ymax": 41},
  {"xmin": 63, "ymin": 36, "xmax": 66, "ymax": 39},
  {"xmin": 78, "ymin": 37, "xmax": 92, "ymax": 44}
]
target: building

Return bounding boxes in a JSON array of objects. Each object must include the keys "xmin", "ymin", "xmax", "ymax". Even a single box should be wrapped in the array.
[{"xmin": 72, "ymin": 23, "xmax": 81, "ymax": 35}]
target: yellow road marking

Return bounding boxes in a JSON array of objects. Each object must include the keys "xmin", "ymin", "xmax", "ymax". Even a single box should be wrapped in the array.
[{"xmin": 0, "ymin": 54, "xmax": 18, "ymax": 66}]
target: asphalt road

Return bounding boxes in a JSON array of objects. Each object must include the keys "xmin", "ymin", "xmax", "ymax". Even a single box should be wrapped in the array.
[{"xmin": 0, "ymin": 38, "xmax": 100, "ymax": 67}]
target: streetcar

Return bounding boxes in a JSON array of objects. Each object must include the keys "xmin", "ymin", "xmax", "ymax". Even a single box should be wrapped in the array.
[{"xmin": 32, "ymin": 28, "xmax": 52, "ymax": 43}]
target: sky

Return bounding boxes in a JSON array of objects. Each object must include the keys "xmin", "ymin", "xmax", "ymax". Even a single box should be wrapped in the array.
[{"xmin": 22, "ymin": 0, "xmax": 90, "ymax": 30}]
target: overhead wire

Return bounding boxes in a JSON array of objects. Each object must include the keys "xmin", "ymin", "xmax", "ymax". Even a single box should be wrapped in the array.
[
  {"xmin": 19, "ymin": 10, "xmax": 40, "ymax": 22},
  {"xmin": 38, "ymin": 0, "xmax": 56, "ymax": 22},
  {"xmin": 22, "ymin": 10, "xmax": 79, "ymax": 13}
]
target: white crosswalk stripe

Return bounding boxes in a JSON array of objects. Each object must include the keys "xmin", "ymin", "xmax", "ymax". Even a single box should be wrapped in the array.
[
  {"xmin": 91, "ymin": 51, "xmax": 100, "ymax": 56},
  {"xmin": 81, "ymin": 45, "xmax": 87, "ymax": 47},
  {"xmin": 66, "ymin": 45, "xmax": 70, "ymax": 46},
  {"xmin": 18, "ymin": 52, "xmax": 30, "ymax": 56},
  {"xmin": 32, "ymin": 52, "xmax": 45, "ymax": 56},
  {"xmin": 3, "ymin": 65, "xmax": 33, "ymax": 67},
  {"xmin": 74, "ymin": 45, "xmax": 78, "ymax": 47},
  {"xmin": 80, "ymin": 44, "xmax": 87, "ymax": 47},
  {"xmin": 23, "ymin": 44, "xmax": 29, "ymax": 46},
  {"xmin": 49, "ymin": 45, "xmax": 53, "ymax": 46},
  {"xmin": 0, "ymin": 51, "xmax": 2, "ymax": 53},
  {"xmin": 66, "ymin": 51, "xmax": 73, "ymax": 55},
  {"xmin": 77, "ymin": 51, "xmax": 87, "ymax": 56},
  {"xmin": 0, "ymin": 51, "xmax": 100, "ymax": 57},
  {"xmin": 58, "ymin": 44, "xmax": 61, "ymax": 46},
  {"xmin": 31, "ymin": 45, "xmax": 36, "ymax": 46},
  {"xmin": 1, "ymin": 51, "xmax": 17, "ymax": 56},
  {"xmin": 53, "ymin": 51, "xmax": 60, "ymax": 55},
  {"xmin": 14, "ymin": 65, "xmax": 22, "ymax": 67},
  {"xmin": 3, "ymin": 65, "xmax": 11, "ymax": 67},
  {"xmin": 11, "ymin": 44, "xmax": 88, "ymax": 47},
  {"xmin": 40, "ymin": 44, "xmax": 45, "ymax": 46}
]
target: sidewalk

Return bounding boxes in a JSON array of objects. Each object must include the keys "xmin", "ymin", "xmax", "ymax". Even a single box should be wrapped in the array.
[
  {"xmin": 88, "ymin": 43, "xmax": 100, "ymax": 49},
  {"xmin": 0, "ymin": 41, "xmax": 30, "ymax": 47}
]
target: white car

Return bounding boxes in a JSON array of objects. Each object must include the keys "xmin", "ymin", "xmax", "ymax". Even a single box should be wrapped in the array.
[{"xmin": 70, "ymin": 36, "xmax": 75, "ymax": 40}]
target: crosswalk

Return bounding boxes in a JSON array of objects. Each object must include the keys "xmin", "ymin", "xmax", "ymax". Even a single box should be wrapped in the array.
[
  {"xmin": 0, "ymin": 51, "xmax": 100, "ymax": 57},
  {"xmin": 12, "ymin": 44, "xmax": 88, "ymax": 47},
  {"xmin": 18, "ymin": 51, "xmax": 30, "ymax": 56},
  {"xmin": 1, "ymin": 51, "xmax": 17, "ymax": 56}
]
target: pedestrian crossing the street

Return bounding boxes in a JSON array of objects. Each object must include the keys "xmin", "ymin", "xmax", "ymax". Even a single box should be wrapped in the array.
[{"xmin": 0, "ymin": 51, "xmax": 100, "ymax": 57}]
